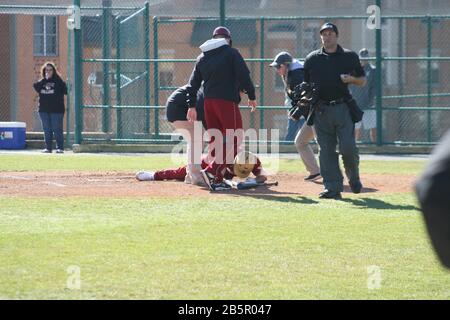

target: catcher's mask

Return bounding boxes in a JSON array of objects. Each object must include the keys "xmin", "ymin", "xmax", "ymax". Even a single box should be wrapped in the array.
[
  {"xmin": 289, "ymin": 82, "xmax": 318, "ymax": 121},
  {"xmin": 233, "ymin": 151, "xmax": 257, "ymax": 179}
]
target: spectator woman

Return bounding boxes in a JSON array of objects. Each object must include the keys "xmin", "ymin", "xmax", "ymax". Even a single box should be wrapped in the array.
[{"xmin": 33, "ymin": 62, "xmax": 67, "ymax": 153}]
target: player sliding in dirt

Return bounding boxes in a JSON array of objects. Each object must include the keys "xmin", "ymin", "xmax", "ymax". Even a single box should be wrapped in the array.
[{"xmin": 135, "ymin": 151, "xmax": 267, "ymax": 191}]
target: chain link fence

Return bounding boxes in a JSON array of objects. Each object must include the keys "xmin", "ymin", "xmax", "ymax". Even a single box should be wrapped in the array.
[
  {"xmin": 0, "ymin": 0, "xmax": 449, "ymax": 147},
  {"xmin": 0, "ymin": 5, "xmax": 74, "ymax": 141}
]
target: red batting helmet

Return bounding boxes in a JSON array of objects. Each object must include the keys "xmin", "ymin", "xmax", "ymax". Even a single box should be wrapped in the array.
[{"xmin": 212, "ymin": 26, "xmax": 231, "ymax": 39}]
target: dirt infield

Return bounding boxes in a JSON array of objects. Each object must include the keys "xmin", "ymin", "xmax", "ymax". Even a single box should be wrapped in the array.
[{"xmin": 0, "ymin": 171, "xmax": 416, "ymax": 198}]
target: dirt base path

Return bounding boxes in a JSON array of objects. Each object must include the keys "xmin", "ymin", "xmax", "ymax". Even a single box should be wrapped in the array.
[{"xmin": 0, "ymin": 171, "xmax": 416, "ymax": 198}]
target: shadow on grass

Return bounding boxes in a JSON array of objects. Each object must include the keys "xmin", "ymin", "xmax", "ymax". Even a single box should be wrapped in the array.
[
  {"xmin": 343, "ymin": 186, "xmax": 378, "ymax": 193},
  {"xmin": 220, "ymin": 186, "xmax": 320, "ymax": 204},
  {"xmin": 218, "ymin": 187, "xmax": 417, "ymax": 211},
  {"xmin": 236, "ymin": 194, "xmax": 320, "ymax": 204},
  {"xmin": 340, "ymin": 197, "xmax": 419, "ymax": 211},
  {"xmin": 310, "ymin": 180, "xmax": 379, "ymax": 193}
]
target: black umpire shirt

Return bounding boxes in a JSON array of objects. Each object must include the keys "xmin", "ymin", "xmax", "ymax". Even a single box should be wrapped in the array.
[
  {"xmin": 303, "ymin": 45, "xmax": 365, "ymax": 101},
  {"xmin": 415, "ymin": 129, "xmax": 450, "ymax": 268}
]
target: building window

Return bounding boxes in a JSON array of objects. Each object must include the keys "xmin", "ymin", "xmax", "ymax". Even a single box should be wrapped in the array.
[
  {"xmin": 159, "ymin": 72, "xmax": 173, "ymax": 87},
  {"xmin": 418, "ymin": 61, "xmax": 439, "ymax": 85},
  {"xmin": 267, "ymin": 23, "xmax": 297, "ymax": 93},
  {"xmin": 158, "ymin": 49, "xmax": 175, "ymax": 87},
  {"xmin": 301, "ymin": 22, "xmax": 321, "ymax": 57},
  {"xmin": 418, "ymin": 49, "xmax": 440, "ymax": 86},
  {"xmin": 34, "ymin": 16, "xmax": 58, "ymax": 56}
]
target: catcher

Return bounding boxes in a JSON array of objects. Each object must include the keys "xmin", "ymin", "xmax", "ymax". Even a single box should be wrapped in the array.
[
  {"xmin": 270, "ymin": 52, "xmax": 321, "ymax": 182},
  {"xmin": 135, "ymin": 151, "xmax": 267, "ymax": 191}
]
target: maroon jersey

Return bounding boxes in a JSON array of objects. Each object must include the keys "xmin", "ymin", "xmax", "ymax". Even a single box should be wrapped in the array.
[{"xmin": 154, "ymin": 156, "xmax": 263, "ymax": 181}]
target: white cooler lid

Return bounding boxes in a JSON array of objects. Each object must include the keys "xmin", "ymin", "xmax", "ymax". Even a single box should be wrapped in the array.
[{"xmin": 0, "ymin": 122, "xmax": 26, "ymax": 128}]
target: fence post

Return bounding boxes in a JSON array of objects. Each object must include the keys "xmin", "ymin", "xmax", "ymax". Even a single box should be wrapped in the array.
[
  {"xmin": 153, "ymin": 16, "xmax": 159, "ymax": 138},
  {"xmin": 74, "ymin": 0, "xmax": 83, "ymax": 145},
  {"xmin": 115, "ymin": 15, "xmax": 122, "ymax": 140},
  {"xmin": 10, "ymin": 16, "xmax": 17, "ymax": 121},
  {"xmin": 375, "ymin": 0, "xmax": 383, "ymax": 146},
  {"xmin": 102, "ymin": 0, "xmax": 111, "ymax": 133},
  {"xmin": 144, "ymin": 2, "xmax": 151, "ymax": 134},
  {"xmin": 259, "ymin": 17, "xmax": 265, "ymax": 130},
  {"xmin": 398, "ymin": 17, "xmax": 404, "ymax": 139},
  {"xmin": 220, "ymin": 0, "xmax": 225, "ymax": 26},
  {"xmin": 66, "ymin": 28, "xmax": 72, "ymax": 148},
  {"xmin": 426, "ymin": 15, "xmax": 432, "ymax": 142}
]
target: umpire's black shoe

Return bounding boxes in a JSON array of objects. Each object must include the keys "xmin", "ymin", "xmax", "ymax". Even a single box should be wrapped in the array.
[
  {"xmin": 349, "ymin": 180, "xmax": 363, "ymax": 194},
  {"xmin": 319, "ymin": 189, "xmax": 342, "ymax": 199}
]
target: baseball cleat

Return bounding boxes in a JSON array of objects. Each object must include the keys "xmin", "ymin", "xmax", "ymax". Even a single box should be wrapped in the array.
[
  {"xmin": 200, "ymin": 169, "xmax": 215, "ymax": 190},
  {"xmin": 135, "ymin": 171, "xmax": 155, "ymax": 181},
  {"xmin": 304, "ymin": 173, "xmax": 321, "ymax": 181},
  {"xmin": 211, "ymin": 182, "xmax": 232, "ymax": 191}
]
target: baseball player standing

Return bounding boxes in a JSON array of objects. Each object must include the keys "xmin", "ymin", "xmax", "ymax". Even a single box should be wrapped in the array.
[
  {"xmin": 136, "ymin": 84, "xmax": 206, "ymax": 185},
  {"xmin": 186, "ymin": 26, "xmax": 257, "ymax": 191},
  {"xmin": 303, "ymin": 23, "xmax": 366, "ymax": 199},
  {"xmin": 167, "ymin": 84, "xmax": 206, "ymax": 185},
  {"xmin": 269, "ymin": 51, "xmax": 321, "ymax": 181}
]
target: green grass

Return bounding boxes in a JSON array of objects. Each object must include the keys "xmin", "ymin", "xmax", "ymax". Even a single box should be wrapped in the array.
[
  {"xmin": 1, "ymin": 154, "xmax": 448, "ymax": 300},
  {"xmin": 0, "ymin": 154, "xmax": 426, "ymax": 175}
]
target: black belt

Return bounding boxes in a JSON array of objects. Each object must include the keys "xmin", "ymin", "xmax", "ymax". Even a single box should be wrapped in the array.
[{"xmin": 321, "ymin": 98, "xmax": 345, "ymax": 106}]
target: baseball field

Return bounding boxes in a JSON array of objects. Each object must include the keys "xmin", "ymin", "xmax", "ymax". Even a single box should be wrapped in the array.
[{"xmin": 0, "ymin": 152, "xmax": 449, "ymax": 299}]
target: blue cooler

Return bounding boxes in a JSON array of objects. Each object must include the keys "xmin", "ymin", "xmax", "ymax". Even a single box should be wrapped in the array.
[{"xmin": 0, "ymin": 122, "xmax": 26, "ymax": 149}]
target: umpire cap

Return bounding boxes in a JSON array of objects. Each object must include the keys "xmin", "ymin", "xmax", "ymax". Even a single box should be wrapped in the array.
[
  {"xmin": 319, "ymin": 22, "xmax": 339, "ymax": 35},
  {"xmin": 269, "ymin": 51, "xmax": 293, "ymax": 68}
]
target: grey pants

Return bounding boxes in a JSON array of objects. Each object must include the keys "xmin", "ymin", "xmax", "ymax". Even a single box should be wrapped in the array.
[
  {"xmin": 294, "ymin": 123, "xmax": 320, "ymax": 175},
  {"xmin": 314, "ymin": 102, "xmax": 360, "ymax": 193}
]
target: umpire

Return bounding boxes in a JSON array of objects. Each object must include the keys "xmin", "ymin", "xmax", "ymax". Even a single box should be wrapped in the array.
[{"xmin": 303, "ymin": 23, "xmax": 366, "ymax": 199}]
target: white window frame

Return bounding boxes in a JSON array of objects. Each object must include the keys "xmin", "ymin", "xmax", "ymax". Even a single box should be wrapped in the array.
[{"xmin": 34, "ymin": 16, "xmax": 58, "ymax": 57}]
